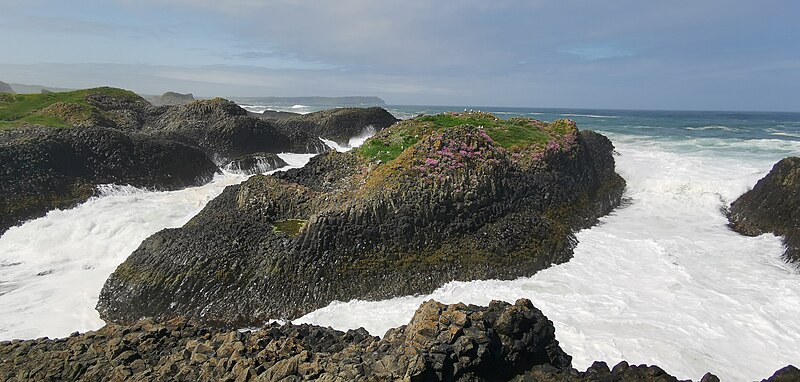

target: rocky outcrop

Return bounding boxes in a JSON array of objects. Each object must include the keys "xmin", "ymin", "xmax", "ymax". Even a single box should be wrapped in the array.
[
  {"xmin": 275, "ymin": 107, "xmax": 399, "ymax": 146},
  {"xmin": 147, "ymin": 91, "xmax": 195, "ymax": 106},
  {"xmin": 728, "ymin": 157, "xmax": 800, "ymax": 265},
  {"xmin": 254, "ymin": 109, "xmax": 302, "ymax": 120},
  {"xmin": 0, "ymin": 81, "xmax": 13, "ymax": 94},
  {"xmin": 98, "ymin": 113, "xmax": 626, "ymax": 327},
  {"xmin": 223, "ymin": 152, "xmax": 289, "ymax": 175},
  {"xmin": 0, "ymin": 126, "xmax": 218, "ymax": 233},
  {"xmin": 3, "ymin": 298, "xmax": 794, "ymax": 381},
  {"xmin": 143, "ymin": 101, "xmax": 397, "ymax": 160},
  {"xmin": 0, "ymin": 87, "xmax": 396, "ymax": 234}
]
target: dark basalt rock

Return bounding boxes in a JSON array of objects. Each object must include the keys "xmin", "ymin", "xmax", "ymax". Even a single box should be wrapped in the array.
[
  {"xmin": 255, "ymin": 109, "xmax": 302, "ymax": 120},
  {"xmin": 1, "ymin": 298, "xmax": 787, "ymax": 381},
  {"xmin": 143, "ymin": 101, "xmax": 397, "ymax": 160},
  {"xmin": 142, "ymin": 98, "xmax": 295, "ymax": 160},
  {"xmin": 761, "ymin": 365, "xmax": 800, "ymax": 382},
  {"xmin": 0, "ymin": 299, "xmax": 569, "ymax": 381},
  {"xmin": 728, "ymin": 157, "xmax": 800, "ymax": 265},
  {"xmin": 0, "ymin": 126, "xmax": 219, "ymax": 234},
  {"xmin": 275, "ymin": 107, "xmax": 399, "ymax": 147},
  {"xmin": 97, "ymin": 116, "xmax": 625, "ymax": 328},
  {"xmin": 0, "ymin": 88, "xmax": 397, "ymax": 234},
  {"xmin": 223, "ymin": 152, "xmax": 289, "ymax": 175}
]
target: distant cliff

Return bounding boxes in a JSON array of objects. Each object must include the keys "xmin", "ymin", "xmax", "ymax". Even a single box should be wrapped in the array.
[
  {"xmin": 146, "ymin": 91, "xmax": 195, "ymax": 106},
  {"xmin": 233, "ymin": 96, "xmax": 386, "ymax": 107},
  {"xmin": 0, "ymin": 81, "xmax": 13, "ymax": 94}
]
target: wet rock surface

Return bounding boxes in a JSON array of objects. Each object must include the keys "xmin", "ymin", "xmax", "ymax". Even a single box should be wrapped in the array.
[
  {"xmin": 0, "ymin": 88, "xmax": 396, "ymax": 234},
  {"xmin": 223, "ymin": 152, "xmax": 290, "ymax": 175},
  {"xmin": 0, "ymin": 126, "xmax": 218, "ymax": 234},
  {"xmin": 98, "ymin": 115, "xmax": 626, "ymax": 327},
  {"xmin": 2, "ymin": 299, "xmax": 793, "ymax": 381},
  {"xmin": 728, "ymin": 157, "xmax": 800, "ymax": 264}
]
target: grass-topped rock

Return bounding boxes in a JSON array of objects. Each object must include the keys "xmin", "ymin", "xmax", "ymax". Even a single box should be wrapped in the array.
[
  {"xmin": 0, "ymin": 87, "xmax": 397, "ymax": 234},
  {"xmin": 97, "ymin": 112, "xmax": 626, "ymax": 327}
]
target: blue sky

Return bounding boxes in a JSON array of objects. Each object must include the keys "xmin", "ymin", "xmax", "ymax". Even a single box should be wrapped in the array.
[{"xmin": 1, "ymin": 0, "xmax": 799, "ymax": 111}]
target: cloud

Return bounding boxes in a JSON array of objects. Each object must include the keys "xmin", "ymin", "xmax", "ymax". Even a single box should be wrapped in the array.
[{"xmin": 560, "ymin": 43, "xmax": 635, "ymax": 61}]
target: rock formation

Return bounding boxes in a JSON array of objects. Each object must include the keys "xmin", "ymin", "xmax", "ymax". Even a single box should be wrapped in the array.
[
  {"xmin": 728, "ymin": 157, "xmax": 800, "ymax": 265},
  {"xmin": 97, "ymin": 112, "xmax": 626, "ymax": 327},
  {"xmin": 147, "ymin": 91, "xmax": 195, "ymax": 106},
  {"xmin": 0, "ymin": 87, "xmax": 397, "ymax": 234},
  {"xmin": 0, "ymin": 126, "xmax": 218, "ymax": 233},
  {"xmin": 0, "ymin": 81, "xmax": 14, "ymax": 94},
  {"xmin": 3, "ymin": 299, "xmax": 796, "ymax": 381},
  {"xmin": 224, "ymin": 153, "xmax": 289, "ymax": 175}
]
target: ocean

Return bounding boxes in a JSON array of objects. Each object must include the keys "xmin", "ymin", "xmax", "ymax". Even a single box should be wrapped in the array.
[{"xmin": 1, "ymin": 104, "xmax": 799, "ymax": 380}]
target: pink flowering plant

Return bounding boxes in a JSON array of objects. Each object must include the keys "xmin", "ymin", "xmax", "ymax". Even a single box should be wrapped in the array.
[{"xmin": 410, "ymin": 126, "xmax": 505, "ymax": 182}]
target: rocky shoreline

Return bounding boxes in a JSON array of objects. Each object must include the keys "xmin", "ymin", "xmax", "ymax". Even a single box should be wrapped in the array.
[
  {"xmin": 728, "ymin": 157, "xmax": 800, "ymax": 265},
  {"xmin": 97, "ymin": 112, "xmax": 626, "ymax": 327},
  {"xmin": 2, "ymin": 299, "xmax": 797, "ymax": 381},
  {"xmin": 0, "ymin": 87, "xmax": 397, "ymax": 235}
]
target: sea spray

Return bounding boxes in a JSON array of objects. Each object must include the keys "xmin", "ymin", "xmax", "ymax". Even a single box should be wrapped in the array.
[
  {"xmin": 0, "ymin": 153, "xmax": 315, "ymax": 340},
  {"xmin": 294, "ymin": 134, "xmax": 800, "ymax": 381}
]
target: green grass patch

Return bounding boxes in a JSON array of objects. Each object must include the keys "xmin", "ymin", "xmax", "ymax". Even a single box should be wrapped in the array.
[
  {"xmin": 483, "ymin": 124, "xmax": 550, "ymax": 148},
  {"xmin": 272, "ymin": 219, "xmax": 307, "ymax": 236},
  {"xmin": 357, "ymin": 112, "xmax": 575, "ymax": 164},
  {"xmin": 0, "ymin": 87, "xmax": 140, "ymax": 128}
]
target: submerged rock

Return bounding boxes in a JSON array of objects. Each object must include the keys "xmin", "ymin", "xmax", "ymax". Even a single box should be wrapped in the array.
[
  {"xmin": 98, "ymin": 113, "xmax": 626, "ymax": 327},
  {"xmin": 223, "ymin": 152, "xmax": 289, "ymax": 175},
  {"xmin": 728, "ymin": 157, "xmax": 800, "ymax": 265},
  {"xmin": 1, "ymin": 298, "xmax": 788, "ymax": 381}
]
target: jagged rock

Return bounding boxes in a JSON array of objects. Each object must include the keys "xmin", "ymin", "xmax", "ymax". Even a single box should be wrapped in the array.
[
  {"xmin": 98, "ymin": 113, "xmax": 626, "ymax": 327},
  {"xmin": 0, "ymin": 126, "xmax": 218, "ymax": 233},
  {"xmin": 0, "ymin": 81, "xmax": 13, "ymax": 94},
  {"xmin": 256, "ymin": 110, "xmax": 302, "ymax": 120},
  {"xmin": 275, "ymin": 107, "xmax": 399, "ymax": 146},
  {"xmin": 0, "ymin": 299, "xmax": 570, "ymax": 381},
  {"xmin": 144, "ymin": 100, "xmax": 397, "ymax": 160},
  {"xmin": 0, "ymin": 299, "xmax": 789, "ymax": 381},
  {"xmin": 0, "ymin": 87, "xmax": 397, "ymax": 234},
  {"xmin": 224, "ymin": 152, "xmax": 289, "ymax": 175},
  {"xmin": 762, "ymin": 365, "xmax": 800, "ymax": 382},
  {"xmin": 728, "ymin": 157, "xmax": 800, "ymax": 264}
]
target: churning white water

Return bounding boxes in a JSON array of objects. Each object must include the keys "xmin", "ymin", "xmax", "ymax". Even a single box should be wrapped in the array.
[
  {"xmin": 319, "ymin": 126, "xmax": 377, "ymax": 152},
  {"xmin": 295, "ymin": 135, "xmax": 800, "ymax": 381},
  {"xmin": 0, "ymin": 153, "xmax": 315, "ymax": 341},
  {"xmin": 1, "ymin": 125, "xmax": 799, "ymax": 380}
]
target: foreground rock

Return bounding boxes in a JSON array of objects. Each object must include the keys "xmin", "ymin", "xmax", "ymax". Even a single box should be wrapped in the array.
[
  {"xmin": 0, "ymin": 87, "xmax": 396, "ymax": 234},
  {"xmin": 98, "ymin": 113, "xmax": 626, "ymax": 327},
  {"xmin": 2, "ymin": 299, "xmax": 795, "ymax": 381},
  {"xmin": 728, "ymin": 157, "xmax": 800, "ymax": 265}
]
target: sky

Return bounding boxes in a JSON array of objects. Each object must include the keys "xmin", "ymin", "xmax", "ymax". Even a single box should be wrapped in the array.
[{"xmin": 1, "ymin": 1, "xmax": 799, "ymax": 111}]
